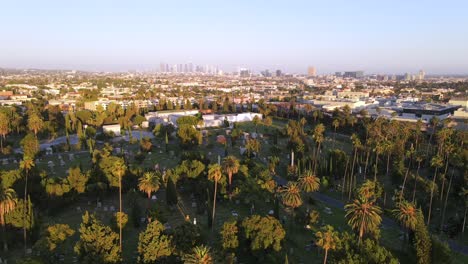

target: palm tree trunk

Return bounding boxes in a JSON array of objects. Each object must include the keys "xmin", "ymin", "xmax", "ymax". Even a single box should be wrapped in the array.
[
  {"xmin": 462, "ymin": 205, "xmax": 467, "ymax": 235},
  {"xmin": 342, "ymin": 159, "xmax": 349, "ymax": 200},
  {"xmin": 364, "ymin": 150, "xmax": 370, "ymax": 179},
  {"xmin": 119, "ymin": 175, "xmax": 122, "ymax": 252},
  {"xmin": 400, "ymin": 156, "xmax": 412, "ymax": 200},
  {"xmin": 440, "ymin": 169, "xmax": 454, "ymax": 233},
  {"xmin": 427, "ymin": 167, "xmax": 438, "ymax": 226},
  {"xmin": 23, "ymin": 171, "xmax": 28, "ymax": 254},
  {"xmin": 349, "ymin": 148, "xmax": 357, "ymax": 200},
  {"xmin": 2, "ymin": 223, "xmax": 8, "ymax": 252},
  {"xmin": 332, "ymin": 128, "xmax": 336, "ymax": 149},
  {"xmin": 212, "ymin": 181, "xmax": 217, "ymax": 230},
  {"xmin": 374, "ymin": 153, "xmax": 379, "ymax": 181},
  {"xmin": 412, "ymin": 161, "xmax": 421, "ymax": 203},
  {"xmin": 440, "ymin": 155, "xmax": 449, "ymax": 202},
  {"xmin": 323, "ymin": 249, "xmax": 328, "ymax": 264},
  {"xmin": 386, "ymin": 153, "xmax": 391, "ymax": 176}
]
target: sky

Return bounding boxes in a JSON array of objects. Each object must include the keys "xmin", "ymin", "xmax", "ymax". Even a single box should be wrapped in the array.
[{"xmin": 1, "ymin": 0, "xmax": 468, "ymax": 74}]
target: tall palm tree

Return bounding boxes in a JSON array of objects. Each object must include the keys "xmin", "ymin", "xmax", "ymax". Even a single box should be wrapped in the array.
[
  {"xmin": 332, "ymin": 119, "xmax": 340, "ymax": 149},
  {"xmin": 345, "ymin": 198, "xmax": 382, "ymax": 244},
  {"xmin": 19, "ymin": 156, "xmax": 34, "ymax": 253},
  {"xmin": 312, "ymin": 124, "xmax": 325, "ymax": 173},
  {"xmin": 113, "ymin": 159, "xmax": 127, "ymax": 252},
  {"xmin": 349, "ymin": 134, "xmax": 362, "ymax": 199},
  {"xmin": 427, "ymin": 155, "xmax": 443, "ymax": 226},
  {"xmin": 412, "ymin": 154, "xmax": 424, "ymax": 203},
  {"xmin": 183, "ymin": 245, "xmax": 213, "ymax": 264},
  {"xmin": 208, "ymin": 164, "xmax": 223, "ymax": 229},
  {"xmin": 222, "ymin": 156, "xmax": 239, "ymax": 189},
  {"xmin": 315, "ymin": 225, "xmax": 339, "ymax": 264},
  {"xmin": 280, "ymin": 181, "xmax": 303, "ymax": 210},
  {"xmin": 0, "ymin": 112, "xmax": 10, "ymax": 152},
  {"xmin": 298, "ymin": 170, "xmax": 320, "ymax": 193},
  {"xmin": 138, "ymin": 172, "xmax": 161, "ymax": 199},
  {"xmin": 0, "ymin": 187, "xmax": 17, "ymax": 251},
  {"xmin": 27, "ymin": 113, "xmax": 44, "ymax": 137},
  {"xmin": 400, "ymin": 145, "xmax": 415, "ymax": 200},
  {"xmin": 393, "ymin": 200, "xmax": 419, "ymax": 243}
]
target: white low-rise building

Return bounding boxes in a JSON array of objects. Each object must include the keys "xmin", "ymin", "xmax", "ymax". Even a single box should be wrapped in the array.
[{"xmin": 103, "ymin": 124, "xmax": 121, "ymax": 136}]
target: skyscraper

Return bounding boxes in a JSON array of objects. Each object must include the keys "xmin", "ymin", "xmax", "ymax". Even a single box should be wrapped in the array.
[
  {"xmin": 418, "ymin": 70, "xmax": 425, "ymax": 80},
  {"xmin": 307, "ymin": 66, "xmax": 316, "ymax": 77}
]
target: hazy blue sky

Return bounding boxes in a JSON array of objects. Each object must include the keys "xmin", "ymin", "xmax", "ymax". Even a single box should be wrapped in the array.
[{"xmin": 1, "ymin": 0, "xmax": 468, "ymax": 74}]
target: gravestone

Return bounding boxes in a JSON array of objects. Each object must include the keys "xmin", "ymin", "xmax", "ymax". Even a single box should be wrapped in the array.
[{"xmin": 103, "ymin": 206, "xmax": 108, "ymax": 212}]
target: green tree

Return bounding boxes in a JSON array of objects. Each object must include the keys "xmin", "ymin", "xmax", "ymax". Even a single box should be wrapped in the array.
[
  {"xmin": 241, "ymin": 215, "xmax": 285, "ymax": 252},
  {"xmin": 220, "ymin": 220, "xmax": 238, "ymax": 251},
  {"xmin": 74, "ymin": 211, "xmax": 121, "ymax": 263},
  {"xmin": 245, "ymin": 138, "xmax": 260, "ymax": 158},
  {"xmin": 166, "ymin": 177, "xmax": 178, "ymax": 206},
  {"xmin": 173, "ymin": 222, "xmax": 201, "ymax": 254},
  {"xmin": 67, "ymin": 167, "xmax": 89, "ymax": 194},
  {"xmin": 35, "ymin": 224, "xmax": 74, "ymax": 262},
  {"xmin": 138, "ymin": 220, "xmax": 174, "ymax": 263},
  {"xmin": 315, "ymin": 225, "xmax": 340, "ymax": 264},
  {"xmin": 413, "ymin": 210, "xmax": 432, "ymax": 264}
]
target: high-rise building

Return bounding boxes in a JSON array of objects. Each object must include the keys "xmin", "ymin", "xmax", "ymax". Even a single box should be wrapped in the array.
[
  {"xmin": 239, "ymin": 68, "xmax": 250, "ymax": 77},
  {"xmin": 160, "ymin": 63, "xmax": 166, "ymax": 73},
  {"xmin": 343, "ymin": 71, "xmax": 364, "ymax": 78},
  {"xmin": 418, "ymin": 70, "xmax": 425, "ymax": 81},
  {"xmin": 404, "ymin": 73, "xmax": 411, "ymax": 81},
  {"xmin": 307, "ymin": 66, "xmax": 316, "ymax": 77},
  {"xmin": 275, "ymin": 69, "xmax": 282, "ymax": 77},
  {"xmin": 335, "ymin": 72, "xmax": 342, "ymax": 77}
]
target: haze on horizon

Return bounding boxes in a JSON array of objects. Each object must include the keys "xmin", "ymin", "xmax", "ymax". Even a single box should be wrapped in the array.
[{"xmin": 1, "ymin": 0, "xmax": 468, "ymax": 75}]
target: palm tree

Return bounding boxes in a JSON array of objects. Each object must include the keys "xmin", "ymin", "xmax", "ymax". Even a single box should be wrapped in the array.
[
  {"xmin": 27, "ymin": 113, "xmax": 44, "ymax": 137},
  {"xmin": 349, "ymin": 134, "xmax": 362, "ymax": 199},
  {"xmin": 222, "ymin": 156, "xmax": 240, "ymax": 190},
  {"xmin": 138, "ymin": 172, "xmax": 161, "ymax": 199},
  {"xmin": 400, "ymin": 145, "xmax": 415, "ymax": 200},
  {"xmin": 0, "ymin": 112, "xmax": 10, "ymax": 152},
  {"xmin": 427, "ymin": 155, "xmax": 443, "ymax": 226},
  {"xmin": 332, "ymin": 119, "xmax": 340, "ymax": 149},
  {"xmin": 19, "ymin": 156, "xmax": 34, "ymax": 253},
  {"xmin": 373, "ymin": 140, "xmax": 385, "ymax": 181},
  {"xmin": 393, "ymin": 200, "xmax": 419, "ymax": 243},
  {"xmin": 298, "ymin": 170, "xmax": 320, "ymax": 193},
  {"xmin": 114, "ymin": 159, "xmax": 127, "ymax": 252},
  {"xmin": 345, "ymin": 198, "xmax": 382, "ymax": 244},
  {"xmin": 315, "ymin": 225, "xmax": 339, "ymax": 264},
  {"xmin": 208, "ymin": 164, "xmax": 223, "ymax": 228},
  {"xmin": 0, "ymin": 187, "xmax": 17, "ymax": 251},
  {"xmin": 412, "ymin": 154, "xmax": 424, "ymax": 203},
  {"xmin": 183, "ymin": 245, "xmax": 213, "ymax": 264},
  {"xmin": 280, "ymin": 181, "xmax": 303, "ymax": 210},
  {"xmin": 312, "ymin": 124, "xmax": 325, "ymax": 173}
]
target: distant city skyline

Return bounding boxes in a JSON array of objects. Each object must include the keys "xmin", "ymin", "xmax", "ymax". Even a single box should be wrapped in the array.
[{"xmin": 1, "ymin": 0, "xmax": 468, "ymax": 74}]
